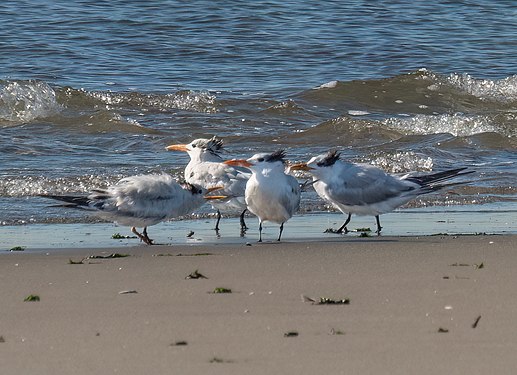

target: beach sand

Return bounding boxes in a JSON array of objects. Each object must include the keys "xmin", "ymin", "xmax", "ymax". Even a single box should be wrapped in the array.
[{"xmin": 1, "ymin": 235, "xmax": 517, "ymax": 374}]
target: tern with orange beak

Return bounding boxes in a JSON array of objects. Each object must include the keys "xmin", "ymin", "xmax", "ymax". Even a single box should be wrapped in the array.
[
  {"xmin": 290, "ymin": 150, "xmax": 473, "ymax": 235},
  {"xmin": 167, "ymin": 137, "xmax": 250, "ymax": 232},
  {"xmin": 41, "ymin": 174, "xmax": 225, "ymax": 245},
  {"xmin": 224, "ymin": 150, "xmax": 300, "ymax": 242}
]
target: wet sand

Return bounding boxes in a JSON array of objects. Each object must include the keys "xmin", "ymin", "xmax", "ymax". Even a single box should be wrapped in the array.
[{"xmin": 1, "ymin": 234, "xmax": 517, "ymax": 374}]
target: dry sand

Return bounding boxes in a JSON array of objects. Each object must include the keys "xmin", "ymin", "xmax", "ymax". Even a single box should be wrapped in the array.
[{"xmin": 1, "ymin": 235, "xmax": 517, "ymax": 374}]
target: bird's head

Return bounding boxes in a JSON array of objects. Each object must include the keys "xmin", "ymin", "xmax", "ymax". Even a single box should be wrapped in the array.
[
  {"xmin": 290, "ymin": 150, "xmax": 341, "ymax": 177},
  {"xmin": 223, "ymin": 150, "xmax": 287, "ymax": 172},
  {"xmin": 166, "ymin": 136, "xmax": 224, "ymax": 161},
  {"xmin": 181, "ymin": 183, "xmax": 227, "ymax": 200}
]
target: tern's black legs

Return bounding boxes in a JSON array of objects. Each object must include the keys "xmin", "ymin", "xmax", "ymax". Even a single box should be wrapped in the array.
[
  {"xmin": 375, "ymin": 215, "xmax": 382, "ymax": 235},
  {"xmin": 277, "ymin": 223, "xmax": 284, "ymax": 242},
  {"xmin": 214, "ymin": 209, "xmax": 248, "ymax": 234},
  {"xmin": 239, "ymin": 208, "xmax": 248, "ymax": 230},
  {"xmin": 336, "ymin": 213, "xmax": 352, "ymax": 233},
  {"xmin": 258, "ymin": 221, "xmax": 263, "ymax": 242},
  {"xmin": 256, "ymin": 221, "xmax": 284, "ymax": 242},
  {"xmin": 324, "ymin": 213, "xmax": 351, "ymax": 234},
  {"xmin": 214, "ymin": 209, "xmax": 222, "ymax": 231},
  {"xmin": 324, "ymin": 213, "xmax": 382, "ymax": 236},
  {"xmin": 132, "ymin": 226, "xmax": 154, "ymax": 245}
]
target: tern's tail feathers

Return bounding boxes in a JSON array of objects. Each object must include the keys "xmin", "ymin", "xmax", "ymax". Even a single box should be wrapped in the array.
[
  {"xmin": 299, "ymin": 179, "xmax": 319, "ymax": 192},
  {"xmin": 404, "ymin": 167, "xmax": 474, "ymax": 187},
  {"xmin": 417, "ymin": 180, "xmax": 474, "ymax": 195},
  {"xmin": 39, "ymin": 194, "xmax": 92, "ymax": 209}
]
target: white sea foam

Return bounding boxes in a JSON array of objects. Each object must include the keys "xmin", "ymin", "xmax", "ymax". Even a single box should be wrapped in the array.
[
  {"xmin": 446, "ymin": 73, "xmax": 517, "ymax": 102},
  {"xmin": 368, "ymin": 152, "xmax": 434, "ymax": 173},
  {"xmin": 314, "ymin": 80, "xmax": 338, "ymax": 89},
  {"xmin": 88, "ymin": 90, "xmax": 218, "ymax": 113},
  {"xmin": 0, "ymin": 81, "xmax": 61, "ymax": 123},
  {"xmin": 348, "ymin": 110, "xmax": 370, "ymax": 116},
  {"xmin": 383, "ymin": 113, "xmax": 498, "ymax": 137}
]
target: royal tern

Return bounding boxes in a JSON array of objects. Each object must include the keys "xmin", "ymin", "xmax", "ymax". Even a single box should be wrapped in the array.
[
  {"xmin": 225, "ymin": 150, "xmax": 301, "ymax": 242},
  {"xmin": 41, "ymin": 174, "xmax": 224, "ymax": 245},
  {"xmin": 166, "ymin": 137, "xmax": 249, "ymax": 232},
  {"xmin": 290, "ymin": 150, "xmax": 472, "ymax": 235}
]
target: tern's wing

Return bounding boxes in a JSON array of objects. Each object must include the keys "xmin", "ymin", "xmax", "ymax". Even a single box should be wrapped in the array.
[
  {"xmin": 189, "ymin": 162, "xmax": 249, "ymax": 196},
  {"xmin": 227, "ymin": 165, "xmax": 252, "ymax": 180},
  {"xmin": 327, "ymin": 165, "xmax": 417, "ymax": 206},
  {"xmin": 108, "ymin": 174, "xmax": 194, "ymax": 219},
  {"xmin": 280, "ymin": 175, "xmax": 301, "ymax": 215}
]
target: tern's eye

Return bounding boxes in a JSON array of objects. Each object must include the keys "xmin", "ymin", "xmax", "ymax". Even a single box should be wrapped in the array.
[
  {"xmin": 192, "ymin": 144, "xmax": 196, "ymax": 148},
  {"xmin": 198, "ymin": 189, "xmax": 203, "ymax": 194},
  {"xmin": 257, "ymin": 157, "xmax": 264, "ymax": 162}
]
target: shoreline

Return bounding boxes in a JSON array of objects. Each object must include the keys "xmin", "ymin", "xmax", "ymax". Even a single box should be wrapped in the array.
[{"xmin": 1, "ymin": 203, "xmax": 516, "ymax": 251}]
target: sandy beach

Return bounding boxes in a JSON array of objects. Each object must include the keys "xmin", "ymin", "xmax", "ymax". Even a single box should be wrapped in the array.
[{"xmin": 1, "ymin": 234, "xmax": 517, "ymax": 374}]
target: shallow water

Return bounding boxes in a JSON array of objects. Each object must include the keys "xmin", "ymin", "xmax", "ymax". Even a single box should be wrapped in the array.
[
  {"xmin": 2, "ymin": 203, "xmax": 516, "ymax": 251},
  {"xmin": 1, "ymin": 1, "xmax": 516, "ymax": 231}
]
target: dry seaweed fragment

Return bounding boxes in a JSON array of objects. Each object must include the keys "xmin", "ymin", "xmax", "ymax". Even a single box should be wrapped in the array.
[
  {"xmin": 9, "ymin": 246, "xmax": 25, "ymax": 252},
  {"xmin": 212, "ymin": 287, "xmax": 232, "ymax": 294},
  {"xmin": 88, "ymin": 253, "xmax": 130, "ymax": 259},
  {"xmin": 209, "ymin": 357, "xmax": 233, "ymax": 363},
  {"xmin": 171, "ymin": 341, "xmax": 188, "ymax": 346},
  {"xmin": 318, "ymin": 297, "xmax": 350, "ymax": 305},
  {"xmin": 472, "ymin": 315, "xmax": 482, "ymax": 328},
  {"xmin": 0, "ymin": 336, "xmax": 5, "ymax": 343},
  {"xmin": 437, "ymin": 327, "xmax": 449, "ymax": 333},
  {"xmin": 111, "ymin": 233, "xmax": 136, "ymax": 239},
  {"xmin": 302, "ymin": 295, "xmax": 350, "ymax": 305},
  {"xmin": 24, "ymin": 294, "xmax": 40, "ymax": 302},
  {"xmin": 185, "ymin": 270, "xmax": 208, "ymax": 279},
  {"xmin": 284, "ymin": 331, "xmax": 299, "ymax": 337}
]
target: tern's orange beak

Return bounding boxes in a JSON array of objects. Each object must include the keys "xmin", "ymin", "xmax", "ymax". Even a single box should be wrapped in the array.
[
  {"xmin": 207, "ymin": 186, "xmax": 224, "ymax": 193},
  {"xmin": 204, "ymin": 186, "xmax": 226, "ymax": 200},
  {"xmin": 289, "ymin": 162, "xmax": 314, "ymax": 171},
  {"xmin": 223, "ymin": 159, "xmax": 253, "ymax": 168},
  {"xmin": 166, "ymin": 144, "xmax": 189, "ymax": 152},
  {"xmin": 204, "ymin": 195, "xmax": 228, "ymax": 200}
]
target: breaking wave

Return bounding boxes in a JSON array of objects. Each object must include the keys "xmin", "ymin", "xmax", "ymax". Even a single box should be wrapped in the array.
[
  {"xmin": 304, "ymin": 69, "xmax": 517, "ymax": 116},
  {"xmin": 444, "ymin": 73, "xmax": 517, "ymax": 103},
  {"xmin": 0, "ymin": 79, "xmax": 218, "ymax": 132},
  {"xmin": 0, "ymin": 80, "xmax": 61, "ymax": 123}
]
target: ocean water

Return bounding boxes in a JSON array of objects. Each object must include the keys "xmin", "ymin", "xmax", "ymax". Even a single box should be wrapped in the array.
[{"xmin": 1, "ymin": 1, "xmax": 516, "ymax": 237}]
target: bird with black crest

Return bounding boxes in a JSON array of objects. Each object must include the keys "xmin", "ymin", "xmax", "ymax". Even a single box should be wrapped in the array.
[
  {"xmin": 40, "ymin": 174, "xmax": 225, "ymax": 245},
  {"xmin": 224, "ymin": 150, "xmax": 301, "ymax": 242},
  {"xmin": 166, "ymin": 136, "xmax": 250, "ymax": 233},
  {"xmin": 290, "ymin": 150, "xmax": 473, "ymax": 235}
]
